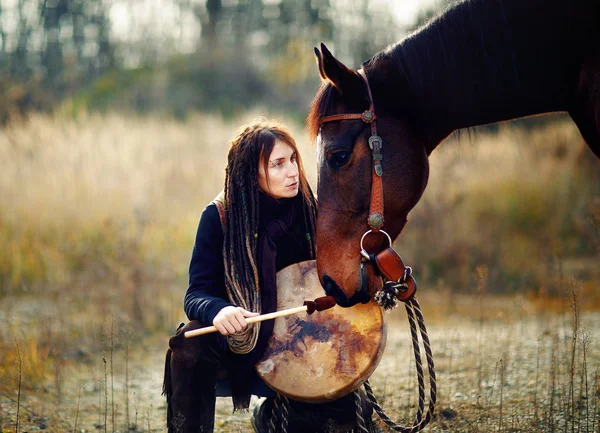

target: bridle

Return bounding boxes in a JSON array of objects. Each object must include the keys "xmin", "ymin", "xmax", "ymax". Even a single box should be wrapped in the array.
[
  {"xmin": 319, "ymin": 68, "xmax": 417, "ymax": 304},
  {"xmin": 319, "ymin": 69, "xmax": 436, "ymax": 433},
  {"xmin": 321, "ymin": 69, "xmax": 385, "ymax": 233}
]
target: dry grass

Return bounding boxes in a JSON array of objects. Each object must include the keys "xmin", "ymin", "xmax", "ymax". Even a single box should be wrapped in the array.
[
  {"xmin": 400, "ymin": 120, "xmax": 600, "ymax": 301},
  {"xmin": 2, "ymin": 291, "xmax": 598, "ymax": 432},
  {"xmin": 0, "ymin": 111, "xmax": 598, "ymax": 431}
]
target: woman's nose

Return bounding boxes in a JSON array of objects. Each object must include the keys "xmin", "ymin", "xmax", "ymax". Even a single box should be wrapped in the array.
[{"xmin": 288, "ymin": 164, "xmax": 299, "ymax": 178}]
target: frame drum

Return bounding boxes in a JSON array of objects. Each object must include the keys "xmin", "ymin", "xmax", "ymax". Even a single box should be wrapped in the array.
[{"xmin": 255, "ymin": 260, "xmax": 387, "ymax": 403}]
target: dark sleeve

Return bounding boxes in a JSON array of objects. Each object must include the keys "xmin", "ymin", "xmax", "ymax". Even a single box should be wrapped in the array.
[{"xmin": 184, "ymin": 203, "xmax": 233, "ymax": 325}]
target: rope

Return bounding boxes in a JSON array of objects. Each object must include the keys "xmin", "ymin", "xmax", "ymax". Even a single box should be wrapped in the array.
[
  {"xmin": 268, "ymin": 396, "xmax": 279, "ymax": 433},
  {"xmin": 354, "ymin": 389, "xmax": 370, "ymax": 433},
  {"xmin": 267, "ymin": 394, "xmax": 289, "ymax": 433},
  {"xmin": 364, "ymin": 297, "xmax": 437, "ymax": 432},
  {"xmin": 280, "ymin": 395, "xmax": 289, "ymax": 433}
]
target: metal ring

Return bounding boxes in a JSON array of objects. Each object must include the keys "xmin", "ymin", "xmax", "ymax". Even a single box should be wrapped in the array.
[{"xmin": 360, "ymin": 229, "xmax": 392, "ymax": 253}]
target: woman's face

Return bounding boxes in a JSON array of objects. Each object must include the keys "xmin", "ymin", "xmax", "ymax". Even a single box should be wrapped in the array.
[{"xmin": 258, "ymin": 139, "xmax": 300, "ymax": 199}]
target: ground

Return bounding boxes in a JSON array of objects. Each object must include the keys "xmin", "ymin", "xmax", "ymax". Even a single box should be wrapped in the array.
[{"xmin": 1, "ymin": 292, "xmax": 599, "ymax": 432}]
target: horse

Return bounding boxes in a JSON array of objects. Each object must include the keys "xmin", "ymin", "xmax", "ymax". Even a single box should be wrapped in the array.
[{"xmin": 307, "ymin": 0, "xmax": 599, "ymax": 307}]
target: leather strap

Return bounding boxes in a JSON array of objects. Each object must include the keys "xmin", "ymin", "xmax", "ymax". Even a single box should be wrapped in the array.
[
  {"xmin": 321, "ymin": 113, "xmax": 371, "ymax": 123},
  {"xmin": 318, "ymin": 68, "xmax": 417, "ymax": 304},
  {"xmin": 320, "ymin": 69, "xmax": 385, "ymax": 231},
  {"xmin": 374, "ymin": 247, "xmax": 417, "ymax": 302},
  {"xmin": 212, "ymin": 190, "xmax": 226, "ymax": 231}
]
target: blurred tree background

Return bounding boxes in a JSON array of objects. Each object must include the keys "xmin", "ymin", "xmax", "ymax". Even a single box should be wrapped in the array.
[
  {"xmin": 0, "ymin": 0, "xmax": 598, "ymax": 309},
  {"xmin": 0, "ymin": 0, "xmax": 407, "ymax": 123}
]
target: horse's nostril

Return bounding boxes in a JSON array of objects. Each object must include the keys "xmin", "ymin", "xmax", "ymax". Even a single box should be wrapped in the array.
[
  {"xmin": 323, "ymin": 275, "xmax": 334, "ymax": 290},
  {"xmin": 322, "ymin": 275, "xmax": 353, "ymax": 308},
  {"xmin": 322, "ymin": 275, "xmax": 335, "ymax": 296}
]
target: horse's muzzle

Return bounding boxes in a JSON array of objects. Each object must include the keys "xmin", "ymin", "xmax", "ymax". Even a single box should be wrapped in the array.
[{"xmin": 322, "ymin": 274, "xmax": 370, "ymax": 308}]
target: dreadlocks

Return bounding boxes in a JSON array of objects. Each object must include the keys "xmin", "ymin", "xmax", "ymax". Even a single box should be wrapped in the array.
[{"xmin": 222, "ymin": 119, "xmax": 317, "ymax": 354}]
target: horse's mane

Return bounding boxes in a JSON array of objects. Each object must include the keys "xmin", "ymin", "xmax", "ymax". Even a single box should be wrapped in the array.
[
  {"xmin": 307, "ymin": 0, "xmax": 517, "ymax": 139},
  {"xmin": 308, "ymin": 0, "xmax": 597, "ymax": 140},
  {"xmin": 307, "ymin": 81, "xmax": 337, "ymax": 142}
]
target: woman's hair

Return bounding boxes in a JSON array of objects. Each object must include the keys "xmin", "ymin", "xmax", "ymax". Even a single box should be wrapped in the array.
[{"xmin": 222, "ymin": 119, "xmax": 317, "ymax": 353}]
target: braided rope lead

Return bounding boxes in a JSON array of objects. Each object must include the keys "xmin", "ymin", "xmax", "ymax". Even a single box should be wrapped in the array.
[
  {"xmin": 268, "ymin": 395, "xmax": 280, "ymax": 433},
  {"xmin": 280, "ymin": 395, "xmax": 289, "ymax": 433},
  {"xmin": 266, "ymin": 394, "xmax": 290, "ymax": 433},
  {"xmin": 404, "ymin": 300, "xmax": 425, "ymax": 425},
  {"xmin": 354, "ymin": 389, "xmax": 370, "ymax": 433},
  {"xmin": 367, "ymin": 297, "xmax": 437, "ymax": 432}
]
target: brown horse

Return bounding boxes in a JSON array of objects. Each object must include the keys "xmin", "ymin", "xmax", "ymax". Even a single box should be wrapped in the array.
[{"xmin": 307, "ymin": 0, "xmax": 599, "ymax": 306}]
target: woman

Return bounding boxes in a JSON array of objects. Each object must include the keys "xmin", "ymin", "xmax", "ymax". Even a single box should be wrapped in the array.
[{"xmin": 163, "ymin": 119, "xmax": 373, "ymax": 433}]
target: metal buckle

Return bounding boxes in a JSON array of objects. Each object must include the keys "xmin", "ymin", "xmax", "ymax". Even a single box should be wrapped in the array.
[{"xmin": 368, "ymin": 135, "xmax": 382, "ymax": 150}]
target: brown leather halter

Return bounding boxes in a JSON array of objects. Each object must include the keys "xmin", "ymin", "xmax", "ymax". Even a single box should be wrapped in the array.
[
  {"xmin": 320, "ymin": 69, "xmax": 416, "ymax": 302},
  {"xmin": 321, "ymin": 69, "xmax": 384, "ymax": 231}
]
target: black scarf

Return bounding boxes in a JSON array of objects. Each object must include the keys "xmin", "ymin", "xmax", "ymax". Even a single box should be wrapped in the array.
[{"xmin": 230, "ymin": 192, "xmax": 299, "ymax": 410}]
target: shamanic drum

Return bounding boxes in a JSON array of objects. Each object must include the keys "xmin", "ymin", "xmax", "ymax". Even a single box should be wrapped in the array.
[{"xmin": 255, "ymin": 260, "xmax": 387, "ymax": 403}]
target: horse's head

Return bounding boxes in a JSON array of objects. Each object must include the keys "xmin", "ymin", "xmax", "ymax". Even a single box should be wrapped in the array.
[{"xmin": 308, "ymin": 43, "xmax": 430, "ymax": 307}]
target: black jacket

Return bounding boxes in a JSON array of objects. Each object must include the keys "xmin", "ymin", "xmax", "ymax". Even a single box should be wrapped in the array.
[{"xmin": 184, "ymin": 194, "xmax": 312, "ymax": 326}]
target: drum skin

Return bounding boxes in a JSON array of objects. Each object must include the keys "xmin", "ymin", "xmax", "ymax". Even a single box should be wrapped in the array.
[{"xmin": 255, "ymin": 260, "xmax": 387, "ymax": 403}]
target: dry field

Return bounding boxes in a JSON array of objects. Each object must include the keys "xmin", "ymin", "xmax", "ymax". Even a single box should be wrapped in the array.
[
  {"xmin": 1, "ymin": 290, "xmax": 599, "ymax": 432},
  {"xmin": 0, "ymin": 112, "xmax": 598, "ymax": 432}
]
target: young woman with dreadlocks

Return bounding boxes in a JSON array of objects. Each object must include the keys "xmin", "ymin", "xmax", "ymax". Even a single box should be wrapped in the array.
[{"xmin": 163, "ymin": 119, "xmax": 374, "ymax": 433}]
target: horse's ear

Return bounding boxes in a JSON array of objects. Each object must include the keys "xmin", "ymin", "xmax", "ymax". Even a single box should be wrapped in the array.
[
  {"xmin": 314, "ymin": 47, "xmax": 326, "ymax": 80},
  {"xmin": 318, "ymin": 43, "xmax": 361, "ymax": 95}
]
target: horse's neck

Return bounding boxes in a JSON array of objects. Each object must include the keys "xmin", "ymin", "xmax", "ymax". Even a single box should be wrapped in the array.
[{"xmin": 383, "ymin": 0, "xmax": 597, "ymax": 148}]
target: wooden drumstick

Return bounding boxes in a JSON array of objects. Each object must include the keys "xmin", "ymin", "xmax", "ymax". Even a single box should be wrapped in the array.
[{"xmin": 184, "ymin": 295, "xmax": 336, "ymax": 338}]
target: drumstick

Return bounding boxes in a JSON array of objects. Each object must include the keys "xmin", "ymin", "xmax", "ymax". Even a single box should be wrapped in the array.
[{"xmin": 184, "ymin": 295, "xmax": 336, "ymax": 338}]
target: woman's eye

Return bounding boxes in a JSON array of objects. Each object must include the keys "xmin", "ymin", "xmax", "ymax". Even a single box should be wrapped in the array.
[{"xmin": 328, "ymin": 151, "xmax": 350, "ymax": 169}]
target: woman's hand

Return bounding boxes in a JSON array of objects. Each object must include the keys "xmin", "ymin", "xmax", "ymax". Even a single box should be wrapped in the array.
[{"xmin": 212, "ymin": 306, "xmax": 260, "ymax": 336}]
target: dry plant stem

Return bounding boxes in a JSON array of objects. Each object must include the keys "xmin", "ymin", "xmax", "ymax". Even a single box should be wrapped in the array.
[
  {"xmin": 15, "ymin": 338, "xmax": 22, "ymax": 433},
  {"xmin": 476, "ymin": 265, "xmax": 488, "ymax": 396},
  {"xmin": 147, "ymin": 405, "xmax": 152, "ymax": 433},
  {"xmin": 55, "ymin": 348, "xmax": 62, "ymax": 415},
  {"xmin": 592, "ymin": 370, "xmax": 600, "ymax": 431},
  {"xmin": 125, "ymin": 330, "xmax": 130, "ymax": 431},
  {"xmin": 486, "ymin": 359, "xmax": 499, "ymax": 417},
  {"xmin": 569, "ymin": 279, "xmax": 579, "ymax": 433},
  {"xmin": 547, "ymin": 335, "xmax": 558, "ymax": 433},
  {"xmin": 73, "ymin": 384, "xmax": 82, "ymax": 433},
  {"xmin": 580, "ymin": 331, "xmax": 590, "ymax": 432},
  {"xmin": 499, "ymin": 358, "xmax": 505, "ymax": 432},
  {"xmin": 134, "ymin": 390, "xmax": 139, "ymax": 430},
  {"xmin": 98, "ymin": 373, "xmax": 102, "ymax": 428},
  {"xmin": 533, "ymin": 338, "xmax": 541, "ymax": 423},
  {"xmin": 103, "ymin": 356, "xmax": 108, "ymax": 433},
  {"xmin": 110, "ymin": 319, "xmax": 115, "ymax": 433}
]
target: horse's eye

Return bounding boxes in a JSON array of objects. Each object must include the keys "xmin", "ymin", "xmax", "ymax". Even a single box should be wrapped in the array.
[{"xmin": 328, "ymin": 151, "xmax": 351, "ymax": 169}]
